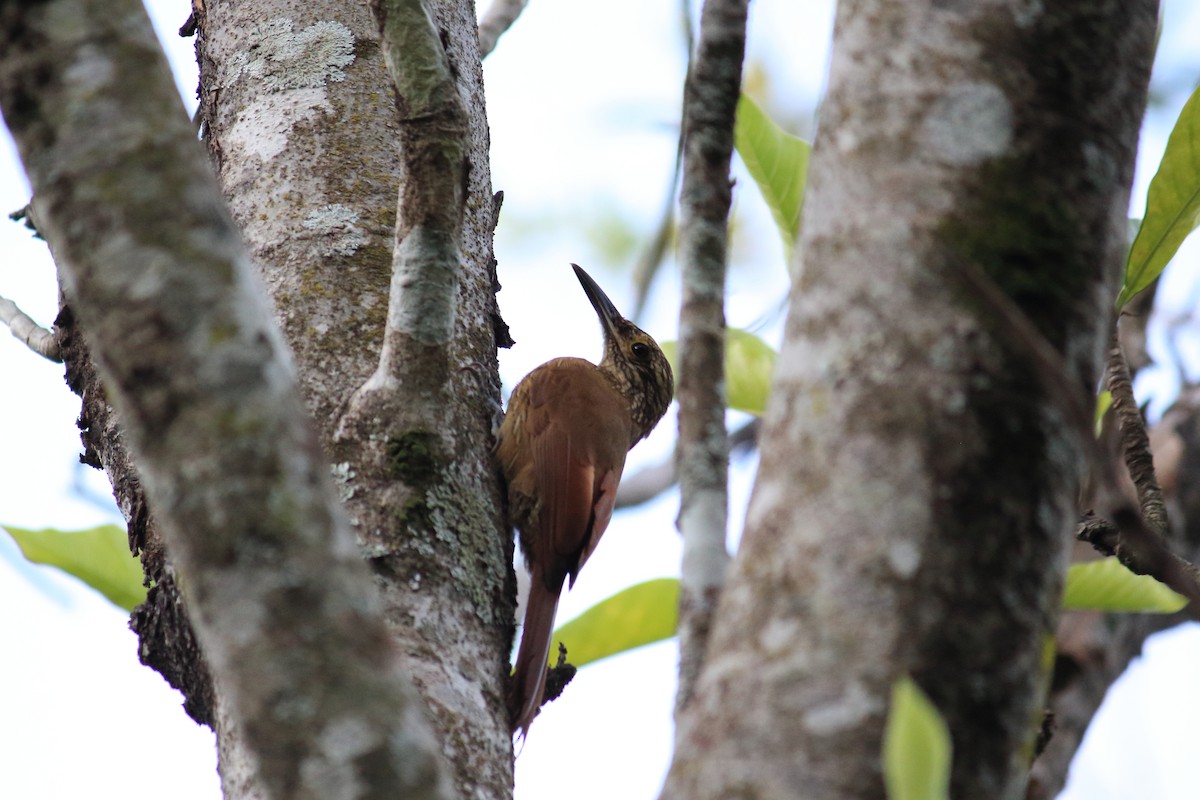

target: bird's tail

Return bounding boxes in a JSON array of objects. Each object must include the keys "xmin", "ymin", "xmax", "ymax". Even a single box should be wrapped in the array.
[{"xmin": 507, "ymin": 573, "xmax": 561, "ymax": 737}]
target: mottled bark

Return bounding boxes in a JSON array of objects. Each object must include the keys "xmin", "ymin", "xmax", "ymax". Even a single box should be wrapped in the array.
[
  {"xmin": 0, "ymin": 2, "xmax": 457, "ymax": 800},
  {"xmin": 673, "ymin": 0, "xmax": 747, "ymax": 712},
  {"xmin": 663, "ymin": 2, "xmax": 1157, "ymax": 799},
  {"xmin": 55, "ymin": 304, "xmax": 217, "ymax": 729},
  {"xmin": 5, "ymin": 0, "xmax": 512, "ymax": 791},
  {"xmin": 193, "ymin": 1, "xmax": 513, "ymax": 797}
]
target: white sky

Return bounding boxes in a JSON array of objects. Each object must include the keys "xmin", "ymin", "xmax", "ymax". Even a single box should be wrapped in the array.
[{"xmin": 1, "ymin": 1, "xmax": 1199, "ymax": 799}]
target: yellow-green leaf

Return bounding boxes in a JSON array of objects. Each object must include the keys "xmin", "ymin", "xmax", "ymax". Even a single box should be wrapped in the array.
[
  {"xmin": 1118, "ymin": 83, "xmax": 1200, "ymax": 307},
  {"xmin": 884, "ymin": 677, "xmax": 952, "ymax": 800},
  {"xmin": 1063, "ymin": 557, "xmax": 1187, "ymax": 613},
  {"xmin": 734, "ymin": 93, "xmax": 811, "ymax": 261},
  {"xmin": 1094, "ymin": 389, "xmax": 1112, "ymax": 438},
  {"xmin": 3, "ymin": 524, "xmax": 145, "ymax": 611},
  {"xmin": 551, "ymin": 578, "xmax": 679, "ymax": 668},
  {"xmin": 726, "ymin": 328, "xmax": 776, "ymax": 416},
  {"xmin": 660, "ymin": 328, "xmax": 776, "ymax": 417}
]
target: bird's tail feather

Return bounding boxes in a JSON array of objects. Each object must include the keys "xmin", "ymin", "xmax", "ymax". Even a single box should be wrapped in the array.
[{"xmin": 508, "ymin": 574, "xmax": 561, "ymax": 737}]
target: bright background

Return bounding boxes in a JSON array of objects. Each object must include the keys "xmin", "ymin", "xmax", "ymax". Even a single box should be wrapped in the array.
[{"xmin": 1, "ymin": 2, "xmax": 1199, "ymax": 798}]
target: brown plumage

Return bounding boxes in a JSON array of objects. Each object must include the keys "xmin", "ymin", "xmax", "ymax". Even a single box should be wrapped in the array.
[{"xmin": 497, "ymin": 263, "xmax": 674, "ymax": 737}]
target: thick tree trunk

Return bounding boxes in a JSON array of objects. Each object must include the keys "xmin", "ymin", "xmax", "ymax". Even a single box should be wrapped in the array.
[
  {"xmin": 0, "ymin": 1, "xmax": 458, "ymax": 798},
  {"xmin": 1, "ymin": 0, "xmax": 511, "ymax": 798},
  {"xmin": 193, "ymin": 2, "xmax": 512, "ymax": 796},
  {"xmin": 663, "ymin": 3, "xmax": 1158, "ymax": 799}
]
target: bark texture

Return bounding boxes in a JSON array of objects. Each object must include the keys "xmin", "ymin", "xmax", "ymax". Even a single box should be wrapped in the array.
[
  {"xmin": 0, "ymin": 1, "xmax": 488, "ymax": 798},
  {"xmin": 56, "ymin": 304, "xmax": 217, "ymax": 729},
  {"xmin": 662, "ymin": 3, "xmax": 1158, "ymax": 799},
  {"xmin": 673, "ymin": 0, "xmax": 747, "ymax": 712},
  {"xmin": 193, "ymin": 1, "xmax": 513, "ymax": 797}
]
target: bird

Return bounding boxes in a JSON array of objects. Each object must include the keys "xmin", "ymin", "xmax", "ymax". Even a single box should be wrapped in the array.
[{"xmin": 497, "ymin": 263, "xmax": 674, "ymax": 737}]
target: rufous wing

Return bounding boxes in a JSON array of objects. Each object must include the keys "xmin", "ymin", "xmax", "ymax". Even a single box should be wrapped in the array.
[
  {"xmin": 523, "ymin": 360, "xmax": 631, "ymax": 588},
  {"xmin": 503, "ymin": 359, "xmax": 632, "ymax": 734}
]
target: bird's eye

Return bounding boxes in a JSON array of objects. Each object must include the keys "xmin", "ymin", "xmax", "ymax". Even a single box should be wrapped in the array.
[{"xmin": 631, "ymin": 342, "xmax": 650, "ymax": 360}]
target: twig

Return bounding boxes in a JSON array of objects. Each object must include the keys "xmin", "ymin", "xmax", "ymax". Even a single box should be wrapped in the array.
[
  {"xmin": 477, "ymin": 0, "xmax": 528, "ymax": 59},
  {"xmin": 179, "ymin": 0, "xmax": 204, "ymax": 37},
  {"xmin": 1070, "ymin": 326, "xmax": 1200, "ymax": 611},
  {"xmin": 629, "ymin": 0, "xmax": 696, "ymax": 322},
  {"xmin": 1076, "ymin": 509, "xmax": 1200, "ymax": 609},
  {"xmin": 673, "ymin": 0, "xmax": 749, "ymax": 714},
  {"xmin": 0, "ymin": 295, "xmax": 61, "ymax": 362},
  {"xmin": 616, "ymin": 417, "xmax": 758, "ymax": 509},
  {"xmin": 1106, "ymin": 328, "xmax": 1168, "ymax": 534},
  {"xmin": 629, "ymin": 152, "xmax": 681, "ymax": 323},
  {"xmin": 8, "ymin": 203, "xmax": 42, "ymax": 237},
  {"xmin": 540, "ymin": 642, "xmax": 576, "ymax": 705}
]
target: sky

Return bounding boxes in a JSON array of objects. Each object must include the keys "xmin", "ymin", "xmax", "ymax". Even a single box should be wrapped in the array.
[{"xmin": 1, "ymin": 1, "xmax": 1200, "ymax": 799}]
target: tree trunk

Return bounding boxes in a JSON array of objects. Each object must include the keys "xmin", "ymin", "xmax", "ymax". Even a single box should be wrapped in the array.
[
  {"xmin": 0, "ymin": 0, "xmax": 512, "ymax": 798},
  {"xmin": 663, "ymin": 3, "xmax": 1158, "ymax": 799},
  {"xmin": 192, "ymin": 3, "xmax": 514, "ymax": 793}
]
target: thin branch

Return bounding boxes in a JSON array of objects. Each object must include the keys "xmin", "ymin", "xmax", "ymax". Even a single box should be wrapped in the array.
[
  {"xmin": 8, "ymin": 203, "xmax": 41, "ymax": 237},
  {"xmin": 673, "ymin": 0, "xmax": 749, "ymax": 714},
  {"xmin": 629, "ymin": 0, "xmax": 696, "ymax": 322},
  {"xmin": 477, "ymin": 0, "xmax": 528, "ymax": 59},
  {"xmin": 1106, "ymin": 328, "xmax": 1169, "ymax": 534},
  {"xmin": 630, "ymin": 152, "xmax": 682, "ymax": 323},
  {"xmin": 1069, "ymin": 328, "xmax": 1200, "ymax": 612},
  {"xmin": 0, "ymin": 295, "xmax": 61, "ymax": 362},
  {"xmin": 1076, "ymin": 510, "xmax": 1200, "ymax": 610},
  {"xmin": 617, "ymin": 417, "xmax": 758, "ymax": 509}
]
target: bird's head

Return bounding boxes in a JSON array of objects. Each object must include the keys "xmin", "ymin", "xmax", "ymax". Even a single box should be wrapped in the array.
[{"xmin": 572, "ymin": 263, "xmax": 674, "ymax": 442}]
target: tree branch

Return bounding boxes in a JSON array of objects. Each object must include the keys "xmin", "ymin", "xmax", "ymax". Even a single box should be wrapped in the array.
[
  {"xmin": 0, "ymin": 295, "xmax": 61, "ymax": 362},
  {"xmin": 0, "ymin": 2, "xmax": 453, "ymax": 798},
  {"xmin": 1072, "ymin": 330, "xmax": 1200, "ymax": 610},
  {"xmin": 616, "ymin": 417, "xmax": 758, "ymax": 509},
  {"xmin": 672, "ymin": 0, "xmax": 748, "ymax": 713},
  {"xmin": 1106, "ymin": 328, "xmax": 1169, "ymax": 534},
  {"xmin": 477, "ymin": 0, "xmax": 528, "ymax": 59},
  {"xmin": 1076, "ymin": 509, "xmax": 1200, "ymax": 609},
  {"xmin": 630, "ymin": 0, "xmax": 695, "ymax": 323}
]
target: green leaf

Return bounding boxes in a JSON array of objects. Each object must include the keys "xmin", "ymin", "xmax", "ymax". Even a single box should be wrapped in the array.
[
  {"xmin": 551, "ymin": 578, "xmax": 679, "ymax": 668},
  {"xmin": 3, "ymin": 524, "xmax": 146, "ymax": 611},
  {"xmin": 734, "ymin": 93, "xmax": 811, "ymax": 261},
  {"xmin": 660, "ymin": 328, "xmax": 777, "ymax": 417},
  {"xmin": 884, "ymin": 677, "xmax": 952, "ymax": 800},
  {"xmin": 1063, "ymin": 557, "xmax": 1187, "ymax": 613},
  {"xmin": 726, "ymin": 328, "xmax": 776, "ymax": 416},
  {"xmin": 1118, "ymin": 83, "xmax": 1200, "ymax": 307},
  {"xmin": 1094, "ymin": 389, "xmax": 1112, "ymax": 438}
]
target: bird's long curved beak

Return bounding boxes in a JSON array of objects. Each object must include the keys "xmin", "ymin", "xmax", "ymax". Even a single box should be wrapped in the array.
[{"xmin": 571, "ymin": 263, "xmax": 623, "ymax": 339}]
